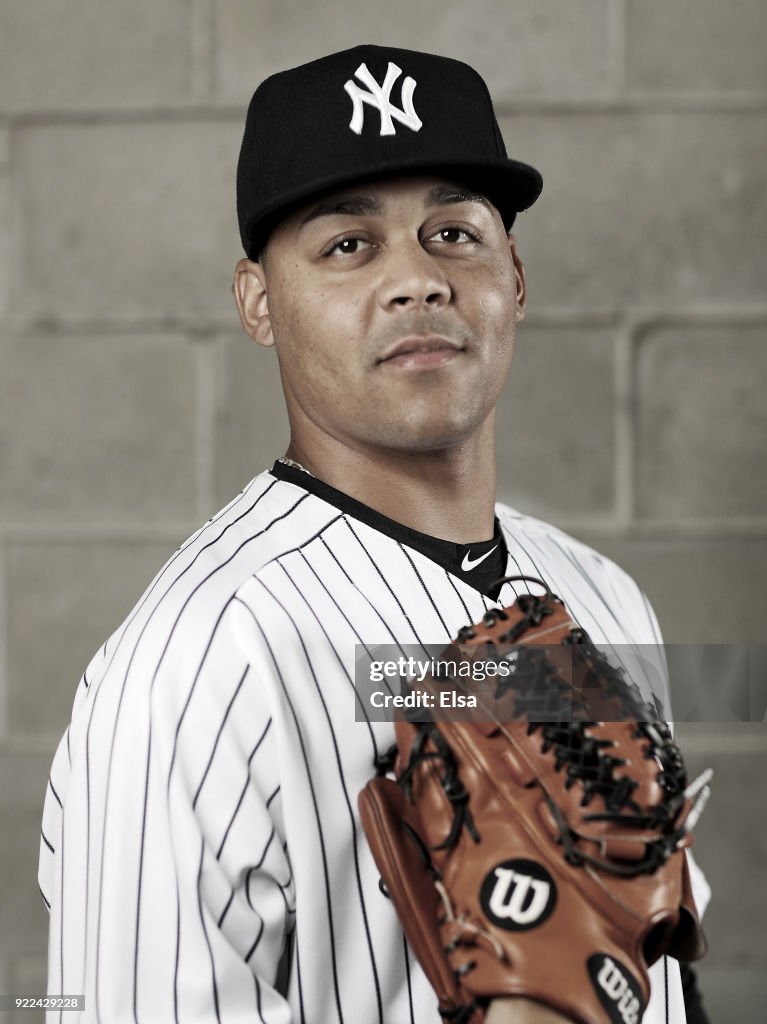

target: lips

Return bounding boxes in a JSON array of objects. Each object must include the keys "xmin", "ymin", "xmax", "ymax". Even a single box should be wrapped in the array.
[{"xmin": 377, "ymin": 335, "xmax": 464, "ymax": 365}]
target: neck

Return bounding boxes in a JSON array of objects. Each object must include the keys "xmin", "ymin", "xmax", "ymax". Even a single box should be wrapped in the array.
[{"xmin": 284, "ymin": 422, "xmax": 497, "ymax": 544}]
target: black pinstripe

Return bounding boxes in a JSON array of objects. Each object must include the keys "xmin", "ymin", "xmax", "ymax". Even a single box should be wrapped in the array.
[
  {"xmin": 257, "ymin": 568, "xmax": 386, "ymax": 1024},
  {"xmin": 193, "ymin": 668, "xmax": 249, "ymax": 809},
  {"xmin": 294, "ymin": 550, "xmax": 383, "ymax": 749},
  {"xmin": 344, "ymin": 519, "xmax": 427, "ymax": 649},
  {"xmin": 398, "ymin": 544, "xmax": 452, "ymax": 638},
  {"xmin": 91, "ymin": 479, "xmax": 300, "ymax": 1019},
  {"xmin": 320, "ymin": 534, "xmax": 411, "ymax": 659},
  {"xmin": 195, "ymin": 839, "xmax": 222, "ymax": 1024},
  {"xmin": 403, "ymin": 935, "xmax": 416, "ymax": 1024},
  {"xmin": 236, "ymin": 593, "xmax": 348, "ymax": 1024},
  {"xmin": 216, "ymin": 718, "xmax": 273, "ymax": 861},
  {"xmin": 445, "ymin": 569, "xmax": 474, "ymax": 622}
]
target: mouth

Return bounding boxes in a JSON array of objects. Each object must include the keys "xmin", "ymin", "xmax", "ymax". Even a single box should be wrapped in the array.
[{"xmin": 377, "ymin": 335, "xmax": 465, "ymax": 370}]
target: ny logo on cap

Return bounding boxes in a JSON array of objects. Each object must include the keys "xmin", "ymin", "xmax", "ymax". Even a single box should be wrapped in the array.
[{"xmin": 344, "ymin": 62, "xmax": 423, "ymax": 136}]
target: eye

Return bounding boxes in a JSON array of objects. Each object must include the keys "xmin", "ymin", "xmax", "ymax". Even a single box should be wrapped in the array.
[
  {"xmin": 323, "ymin": 236, "xmax": 374, "ymax": 257},
  {"xmin": 426, "ymin": 226, "xmax": 481, "ymax": 245}
]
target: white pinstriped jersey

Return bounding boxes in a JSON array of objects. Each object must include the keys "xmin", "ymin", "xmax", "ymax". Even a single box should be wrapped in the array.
[{"xmin": 39, "ymin": 467, "xmax": 709, "ymax": 1024}]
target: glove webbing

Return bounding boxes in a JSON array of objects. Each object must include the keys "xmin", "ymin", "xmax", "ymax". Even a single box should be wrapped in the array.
[{"xmin": 398, "ymin": 636, "xmax": 691, "ymax": 876}]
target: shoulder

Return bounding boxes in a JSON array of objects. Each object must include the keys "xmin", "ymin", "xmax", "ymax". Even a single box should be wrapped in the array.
[
  {"xmin": 495, "ymin": 502, "xmax": 670, "ymax": 714},
  {"xmin": 495, "ymin": 501, "xmax": 632, "ymax": 585},
  {"xmin": 73, "ymin": 470, "xmax": 345, "ymax": 706},
  {"xmin": 495, "ymin": 501, "xmax": 663, "ymax": 646}
]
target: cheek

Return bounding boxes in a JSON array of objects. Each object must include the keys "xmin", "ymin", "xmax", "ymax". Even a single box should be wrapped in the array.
[
  {"xmin": 480, "ymin": 287, "xmax": 515, "ymax": 331},
  {"xmin": 269, "ymin": 277, "xmax": 319, "ymax": 359},
  {"xmin": 471, "ymin": 277, "xmax": 518, "ymax": 352},
  {"xmin": 271, "ymin": 282, "xmax": 369, "ymax": 394},
  {"xmin": 462, "ymin": 252, "xmax": 518, "ymax": 322}
]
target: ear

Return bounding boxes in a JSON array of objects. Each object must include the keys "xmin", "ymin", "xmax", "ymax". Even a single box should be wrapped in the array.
[
  {"xmin": 507, "ymin": 233, "xmax": 527, "ymax": 322},
  {"xmin": 233, "ymin": 258, "xmax": 274, "ymax": 348}
]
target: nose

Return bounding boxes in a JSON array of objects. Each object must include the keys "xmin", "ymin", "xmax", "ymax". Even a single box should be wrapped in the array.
[{"xmin": 376, "ymin": 242, "xmax": 452, "ymax": 311}]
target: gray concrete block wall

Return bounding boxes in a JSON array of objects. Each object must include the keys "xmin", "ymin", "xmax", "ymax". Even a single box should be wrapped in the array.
[
  {"xmin": 1, "ymin": 3, "xmax": 765, "ymax": 1020},
  {"xmin": 637, "ymin": 325, "xmax": 767, "ymax": 520},
  {"xmin": 6, "ymin": 540, "xmax": 184, "ymax": 739},
  {"xmin": 497, "ymin": 325, "xmax": 618, "ymax": 519},
  {"xmin": 0, "ymin": 129, "xmax": 8, "ymax": 319},
  {"xmin": 0, "ymin": 333, "xmax": 199, "ymax": 523},
  {"xmin": 11, "ymin": 122, "xmax": 241, "ymax": 323},
  {"xmin": 626, "ymin": 0, "xmax": 767, "ymax": 93},
  {"xmin": 213, "ymin": 334, "xmax": 291, "ymax": 498},
  {"xmin": 505, "ymin": 111, "xmax": 767, "ymax": 308},
  {"xmin": 0, "ymin": 0, "xmax": 194, "ymax": 113},
  {"xmin": 211, "ymin": 0, "xmax": 614, "ymax": 102}
]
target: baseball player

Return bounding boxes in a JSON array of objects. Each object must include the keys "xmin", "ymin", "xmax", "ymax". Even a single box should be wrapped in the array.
[{"xmin": 39, "ymin": 45, "xmax": 711, "ymax": 1024}]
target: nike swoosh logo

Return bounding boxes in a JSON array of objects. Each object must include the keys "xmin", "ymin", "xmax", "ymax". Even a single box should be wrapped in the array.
[{"xmin": 460, "ymin": 545, "xmax": 498, "ymax": 572}]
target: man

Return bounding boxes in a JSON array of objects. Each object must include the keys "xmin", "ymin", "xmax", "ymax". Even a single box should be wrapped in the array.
[{"xmin": 39, "ymin": 45, "xmax": 709, "ymax": 1023}]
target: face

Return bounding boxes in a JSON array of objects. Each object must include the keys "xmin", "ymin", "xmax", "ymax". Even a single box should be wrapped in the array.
[{"xmin": 235, "ymin": 175, "xmax": 526, "ymax": 458}]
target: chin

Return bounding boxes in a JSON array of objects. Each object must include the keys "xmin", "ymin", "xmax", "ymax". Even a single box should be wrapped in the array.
[{"xmin": 376, "ymin": 418, "xmax": 483, "ymax": 454}]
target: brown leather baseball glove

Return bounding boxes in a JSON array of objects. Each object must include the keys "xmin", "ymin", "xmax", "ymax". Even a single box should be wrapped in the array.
[{"xmin": 358, "ymin": 578, "xmax": 711, "ymax": 1024}]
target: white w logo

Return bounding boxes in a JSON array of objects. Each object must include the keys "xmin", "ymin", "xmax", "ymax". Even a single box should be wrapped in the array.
[
  {"xmin": 488, "ymin": 867, "xmax": 551, "ymax": 926},
  {"xmin": 344, "ymin": 62, "xmax": 423, "ymax": 137}
]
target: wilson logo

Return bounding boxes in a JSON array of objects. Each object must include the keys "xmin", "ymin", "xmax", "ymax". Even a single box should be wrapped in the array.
[
  {"xmin": 588, "ymin": 954, "xmax": 644, "ymax": 1024},
  {"xmin": 344, "ymin": 61, "xmax": 423, "ymax": 136},
  {"xmin": 480, "ymin": 859, "xmax": 556, "ymax": 931}
]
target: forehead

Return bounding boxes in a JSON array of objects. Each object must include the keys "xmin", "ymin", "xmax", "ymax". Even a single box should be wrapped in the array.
[{"xmin": 289, "ymin": 174, "xmax": 495, "ymax": 228}]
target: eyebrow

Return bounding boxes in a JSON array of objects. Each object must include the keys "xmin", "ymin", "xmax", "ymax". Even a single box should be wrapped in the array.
[
  {"xmin": 425, "ymin": 185, "xmax": 490, "ymax": 209},
  {"xmin": 299, "ymin": 185, "xmax": 490, "ymax": 228},
  {"xmin": 300, "ymin": 195, "xmax": 382, "ymax": 226}
]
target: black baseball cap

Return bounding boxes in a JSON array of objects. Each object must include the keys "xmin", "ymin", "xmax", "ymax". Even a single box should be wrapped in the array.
[{"xmin": 236, "ymin": 44, "xmax": 543, "ymax": 260}]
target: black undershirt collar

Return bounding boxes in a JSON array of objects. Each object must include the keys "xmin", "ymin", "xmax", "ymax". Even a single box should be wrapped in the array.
[{"xmin": 270, "ymin": 460, "xmax": 508, "ymax": 600}]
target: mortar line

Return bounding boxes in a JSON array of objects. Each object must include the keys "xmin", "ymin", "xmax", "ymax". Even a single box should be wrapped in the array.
[
  {"xmin": 671, "ymin": 732, "xmax": 767, "ymax": 756},
  {"xmin": 190, "ymin": 0, "xmax": 215, "ymax": 102},
  {"xmin": 536, "ymin": 517, "xmax": 767, "ymax": 540},
  {"xmin": 5, "ymin": 123, "xmax": 26, "ymax": 324},
  {"xmin": 4, "ymin": 517, "xmax": 763, "ymax": 545},
  {"xmin": 208, "ymin": 0, "xmax": 220, "ymax": 103},
  {"xmin": 4, "ymin": 307, "xmax": 766, "ymax": 337},
  {"xmin": 195, "ymin": 333, "xmax": 218, "ymax": 521},
  {"xmin": 497, "ymin": 93, "xmax": 767, "ymax": 114},
  {"xmin": 0, "ymin": 316, "xmax": 242, "ymax": 337},
  {"xmin": 0, "ymin": 524, "xmax": 202, "ymax": 543},
  {"xmin": 604, "ymin": 0, "xmax": 629, "ymax": 97},
  {"xmin": 4, "ymin": 94, "xmax": 767, "ymax": 128},
  {"xmin": 0, "ymin": 957, "xmax": 9, "ymax": 1011},
  {"xmin": 614, "ymin": 318, "xmax": 636, "ymax": 527},
  {"xmin": 0, "ymin": 533, "xmax": 9, "ymax": 746}
]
